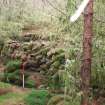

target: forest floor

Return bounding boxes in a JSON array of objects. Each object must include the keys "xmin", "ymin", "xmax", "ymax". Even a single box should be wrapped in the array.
[
  {"xmin": 0, "ymin": 82, "xmax": 27, "ymax": 105},
  {"xmin": 0, "ymin": 23, "xmax": 57, "ymax": 105}
]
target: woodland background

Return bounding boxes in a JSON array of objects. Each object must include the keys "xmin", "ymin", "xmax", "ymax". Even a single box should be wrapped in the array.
[{"xmin": 0, "ymin": 0, "xmax": 105, "ymax": 105}]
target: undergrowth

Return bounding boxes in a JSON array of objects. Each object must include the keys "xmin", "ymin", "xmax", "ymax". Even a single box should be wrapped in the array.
[{"xmin": 24, "ymin": 90, "xmax": 50, "ymax": 105}]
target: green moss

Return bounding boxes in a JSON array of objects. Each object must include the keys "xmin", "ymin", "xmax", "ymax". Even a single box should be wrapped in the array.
[{"xmin": 25, "ymin": 90, "xmax": 49, "ymax": 105}]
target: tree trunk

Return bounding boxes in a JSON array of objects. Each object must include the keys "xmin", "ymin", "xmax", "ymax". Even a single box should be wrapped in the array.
[{"xmin": 81, "ymin": 0, "xmax": 93, "ymax": 105}]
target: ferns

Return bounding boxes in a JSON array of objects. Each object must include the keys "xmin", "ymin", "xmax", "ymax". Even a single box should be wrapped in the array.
[{"xmin": 6, "ymin": 60, "xmax": 21, "ymax": 72}]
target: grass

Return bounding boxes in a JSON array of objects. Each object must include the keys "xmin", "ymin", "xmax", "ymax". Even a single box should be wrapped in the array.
[
  {"xmin": 0, "ymin": 82, "xmax": 26, "ymax": 105},
  {"xmin": 0, "ymin": 92, "xmax": 27, "ymax": 105},
  {"xmin": 24, "ymin": 89, "xmax": 50, "ymax": 105},
  {"xmin": 0, "ymin": 82, "xmax": 50, "ymax": 105},
  {"xmin": 0, "ymin": 82, "xmax": 12, "ymax": 88}
]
